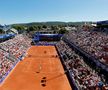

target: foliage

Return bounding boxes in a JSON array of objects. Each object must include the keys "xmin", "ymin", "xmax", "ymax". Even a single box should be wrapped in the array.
[
  {"xmin": 42, "ymin": 25, "xmax": 47, "ymax": 29},
  {"xmin": 59, "ymin": 28, "xmax": 68, "ymax": 34},
  {"xmin": 11, "ymin": 21, "xmax": 93, "ymax": 34},
  {"xmin": 0, "ymin": 29, "xmax": 4, "ymax": 34},
  {"xmin": 12, "ymin": 25, "xmax": 25, "ymax": 34}
]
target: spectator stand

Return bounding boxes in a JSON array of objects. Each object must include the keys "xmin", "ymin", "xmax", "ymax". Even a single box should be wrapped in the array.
[
  {"xmin": 0, "ymin": 34, "xmax": 16, "ymax": 43},
  {"xmin": 0, "ymin": 48, "xmax": 27, "ymax": 84},
  {"xmin": 62, "ymin": 37, "xmax": 108, "ymax": 82},
  {"xmin": 35, "ymin": 41, "xmax": 58, "ymax": 46},
  {"xmin": 0, "ymin": 34, "xmax": 31, "ymax": 84},
  {"xmin": 55, "ymin": 45, "xmax": 78, "ymax": 90},
  {"xmin": 56, "ymin": 40, "xmax": 108, "ymax": 89},
  {"xmin": 32, "ymin": 32, "xmax": 63, "ymax": 46}
]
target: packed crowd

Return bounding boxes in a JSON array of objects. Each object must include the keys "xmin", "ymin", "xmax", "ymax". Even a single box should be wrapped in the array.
[
  {"xmin": 56, "ymin": 40, "xmax": 108, "ymax": 90},
  {"xmin": 64, "ymin": 30, "xmax": 108, "ymax": 64},
  {"xmin": 0, "ymin": 49, "xmax": 14, "ymax": 80},
  {"xmin": 0, "ymin": 34, "xmax": 31, "ymax": 82},
  {"xmin": 35, "ymin": 41, "xmax": 58, "ymax": 45}
]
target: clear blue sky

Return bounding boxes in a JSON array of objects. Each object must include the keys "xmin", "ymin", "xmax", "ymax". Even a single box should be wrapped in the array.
[{"xmin": 0, "ymin": 0, "xmax": 108, "ymax": 24}]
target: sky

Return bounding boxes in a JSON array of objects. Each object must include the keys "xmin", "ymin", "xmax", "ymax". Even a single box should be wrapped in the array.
[{"xmin": 0, "ymin": 0, "xmax": 108, "ymax": 24}]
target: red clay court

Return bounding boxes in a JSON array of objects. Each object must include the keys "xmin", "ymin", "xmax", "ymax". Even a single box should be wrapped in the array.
[{"xmin": 0, "ymin": 46, "xmax": 71, "ymax": 90}]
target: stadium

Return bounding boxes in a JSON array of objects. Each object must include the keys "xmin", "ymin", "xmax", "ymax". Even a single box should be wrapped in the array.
[{"xmin": 0, "ymin": 20, "xmax": 108, "ymax": 90}]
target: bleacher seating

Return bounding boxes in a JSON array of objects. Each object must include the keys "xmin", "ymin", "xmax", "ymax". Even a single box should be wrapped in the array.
[
  {"xmin": 63, "ymin": 30, "xmax": 108, "ymax": 65},
  {"xmin": 56, "ymin": 40, "xmax": 108, "ymax": 90},
  {"xmin": 0, "ymin": 34, "xmax": 31, "ymax": 82}
]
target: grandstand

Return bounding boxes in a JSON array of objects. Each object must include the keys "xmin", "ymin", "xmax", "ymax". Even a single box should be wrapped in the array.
[
  {"xmin": 0, "ymin": 34, "xmax": 16, "ymax": 42},
  {"xmin": 32, "ymin": 31, "xmax": 63, "ymax": 45},
  {"xmin": 0, "ymin": 21, "xmax": 108, "ymax": 90},
  {"xmin": 95, "ymin": 20, "xmax": 108, "ymax": 33},
  {"xmin": 97, "ymin": 20, "xmax": 108, "ymax": 27}
]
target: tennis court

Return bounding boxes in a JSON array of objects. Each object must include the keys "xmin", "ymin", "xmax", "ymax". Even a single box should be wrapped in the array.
[{"xmin": 0, "ymin": 46, "xmax": 71, "ymax": 90}]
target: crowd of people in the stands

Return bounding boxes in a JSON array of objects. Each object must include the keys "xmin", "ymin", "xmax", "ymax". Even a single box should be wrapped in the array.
[
  {"xmin": 0, "ymin": 49, "xmax": 13, "ymax": 80},
  {"xmin": 64, "ymin": 30, "xmax": 108, "ymax": 64},
  {"xmin": 0, "ymin": 34, "xmax": 31, "ymax": 81},
  {"xmin": 36, "ymin": 41, "xmax": 58, "ymax": 45},
  {"xmin": 56, "ymin": 40, "xmax": 108, "ymax": 90}
]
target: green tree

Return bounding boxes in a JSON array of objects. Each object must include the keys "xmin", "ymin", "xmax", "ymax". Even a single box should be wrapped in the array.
[
  {"xmin": 42, "ymin": 25, "xmax": 47, "ymax": 29},
  {"xmin": 29, "ymin": 26, "xmax": 34, "ymax": 31},
  {"xmin": 37, "ymin": 25, "xmax": 42, "ymax": 30},
  {"xmin": 12, "ymin": 25, "xmax": 25, "ymax": 34},
  {"xmin": 33, "ymin": 25, "xmax": 38, "ymax": 30},
  {"xmin": 59, "ymin": 28, "xmax": 68, "ymax": 34},
  {"xmin": 0, "ymin": 29, "xmax": 4, "ymax": 34},
  {"xmin": 51, "ymin": 25, "xmax": 58, "ymax": 30}
]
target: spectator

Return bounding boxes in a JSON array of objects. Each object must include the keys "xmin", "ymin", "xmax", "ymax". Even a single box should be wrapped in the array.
[{"xmin": 0, "ymin": 34, "xmax": 31, "ymax": 82}]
